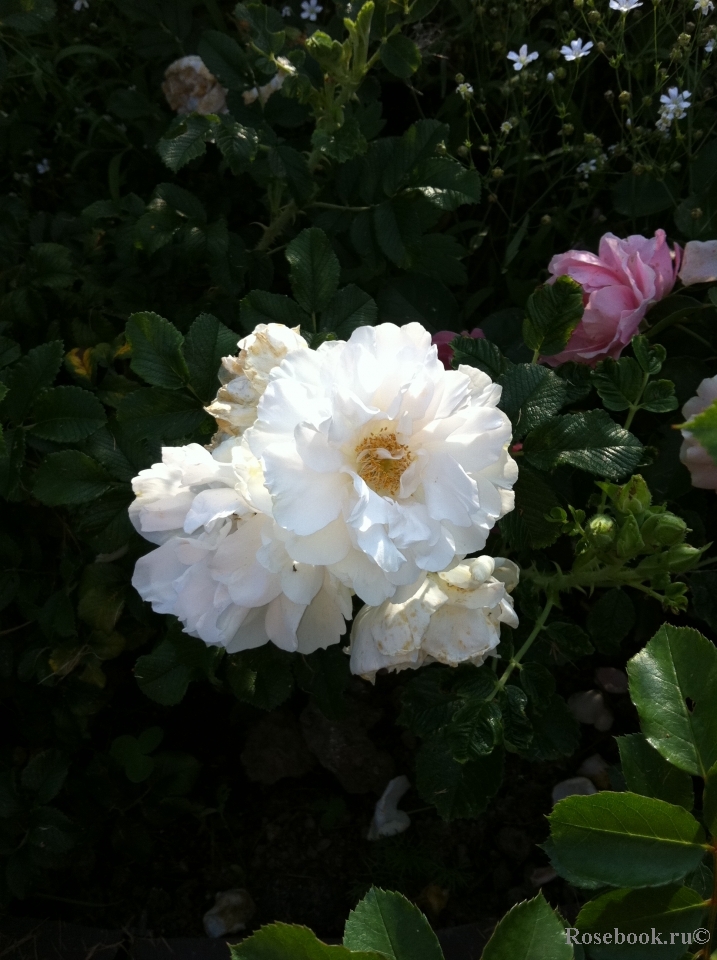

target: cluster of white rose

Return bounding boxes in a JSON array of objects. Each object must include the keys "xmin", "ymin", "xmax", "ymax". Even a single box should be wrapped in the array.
[{"xmin": 129, "ymin": 322, "xmax": 520, "ymax": 678}]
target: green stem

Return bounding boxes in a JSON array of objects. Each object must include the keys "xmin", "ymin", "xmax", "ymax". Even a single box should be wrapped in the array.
[
  {"xmin": 623, "ymin": 371, "xmax": 649, "ymax": 431},
  {"xmin": 487, "ymin": 597, "xmax": 554, "ymax": 701},
  {"xmin": 531, "ymin": 348, "xmax": 540, "ymax": 364},
  {"xmin": 254, "ymin": 200, "xmax": 298, "ymax": 253}
]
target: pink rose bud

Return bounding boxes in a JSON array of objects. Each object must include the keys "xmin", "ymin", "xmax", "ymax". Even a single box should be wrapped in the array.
[
  {"xmin": 543, "ymin": 230, "xmax": 681, "ymax": 366},
  {"xmin": 432, "ymin": 328, "xmax": 485, "ymax": 369},
  {"xmin": 680, "ymin": 374, "xmax": 717, "ymax": 492}
]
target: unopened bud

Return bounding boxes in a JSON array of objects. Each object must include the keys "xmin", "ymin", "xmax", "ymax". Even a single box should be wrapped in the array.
[
  {"xmin": 616, "ymin": 514, "xmax": 645, "ymax": 558},
  {"xmin": 586, "ymin": 515, "xmax": 617, "ymax": 550},
  {"xmin": 588, "ymin": 10, "xmax": 601, "ymax": 23},
  {"xmin": 641, "ymin": 512, "xmax": 687, "ymax": 548},
  {"xmin": 618, "ymin": 90, "xmax": 631, "ymax": 104},
  {"xmin": 615, "ymin": 475, "xmax": 651, "ymax": 515}
]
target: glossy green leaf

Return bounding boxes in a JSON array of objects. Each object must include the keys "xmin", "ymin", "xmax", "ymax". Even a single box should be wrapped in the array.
[
  {"xmin": 286, "ymin": 228, "xmax": 340, "ymax": 315},
  {"xmin": 523, "ymin": 276, "xmax": 584, "ymax": 357},
  {"xmin": 415, "ymin": 739, "xmax": 503, "ymax": 820},
  {"xmin": 116, "ymin": 388, "xmax": 210, "ymax": 441},
  {"xmin": 229, "ymin": 922, "xmax": 386, "ymax": 959},
  {"xmin": 548, "ymin": 792, "xmax": 707, "ymax": 888},
  {"xmin": 343, "ymin": 887, "xmax": 443, "ymax": 960},
  {"xmin": 125, "ymin": 311, "xmax": 189, "ymax": 390},
  {"xmin": 0, "ymin": 341, "xmax": 63, "ymax": 423},
  {"xmin": 523, "ymin": 410, "xmax": 643, "ymax": 480},
  {"xmin": 594, "ymin": 357, "xmax": 645, "ymax": 412},
  {"xmin": 575, "ymin": 885, "xmax": 707, "ymax": 960},
  {"xmin": 157, "ymin": 115, "xmax": 212, "ymax": 172},
  {"xmin": 481, "ymin": 894, "xmax": 572, "ymax": 960},
  {"xmin": 197, "ymin": 30, "xmax": 249, "ymax": 89},
  {"xmin": 29, "ymin": 386, "xmax": 106, "ymax": 442},
  {"xmin": 627, "ymin": 624, "xmax": 717, "ymax": 777},
  {"xmin": 184, "ymin": 312, "xmax": 238, "ymax": 403},
  {"xmin": 321, "ymin": 285, "xmax": 377, "ymax": 336},
  {"xmin": 617, "ymin": 734, "xmax": 694, "ymax": 810},
  {"xmin": 241, "ymin": 290, "xmax": 309, "ymax": 329},
  {"xmin": 450, "ymin": 336, "xmax": 505, "ymax": 378},
  {"xmin": 499, "ymin": 364, "xmax": 568, "ymax": 440},
  {"xmin": 33, "ymin": 451, "xmax": 114, "ymax": 506},
  {"xmin": 379, "ymin": 34, "xmax": 421, "ymax": 78},
  {"xmin": 703, "ymin": 762, "xmax": 717, "ymax": 836},
  {"xmin": 499, "ymin": 466, "xmax": 562, "ymax": 550},
  {"xmin": 215, "ymin": 116, "xmax": 260, "ymax": 173}
]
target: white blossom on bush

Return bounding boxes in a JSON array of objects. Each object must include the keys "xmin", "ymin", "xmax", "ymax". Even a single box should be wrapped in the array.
[
  {"xmin": 507, "ymin": 45, "xmax": 539, "ymax": 71},
  {"xmin": 561, "ymin": 39, "xmax": 593, "ymax": 61},
  {"xmin": 205, "ymin": 322, "xmax": 307, "ymax": 443},
  {"xmin": 348, "ymin": 556, "xmax": 519, "ymax": 680},
  {"xmin": 694, "ymin": 0, "xmax": 714, "ymax": 14},
  {"xmin": 162, "ymin": 56, "xmax": 228, "ymax": 116},
  {"xmin": 130, "ymin": 440, "xmax": 352, "ymax": 654},
  {"xmin": 609, "ymin": 0, "xmax": 642, "ymax": 11},
  {"xmin": 246, "ymin": 323, "xmax": 517, "ymax": 605},
  {"xmin": 243, "ymin": 57, "xmax": 296, "ymax": 107},
  {"xmin": 456, "ymin": 82, "xmax": 473, "ymax": 99},
  {"xmin": 300, "ymin": 0, "xmax": 322, "ymax": 19}
]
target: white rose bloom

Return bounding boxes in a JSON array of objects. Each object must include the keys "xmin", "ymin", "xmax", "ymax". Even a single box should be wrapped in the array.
[
  {"xmin": 247, "ymin": 323, "xmax": 517, "ymax": 605},
  {"xmin": 205, "ymin": 323, "xmax": 308, "ymax": 443},
  {"xmin": 348, "ymin": 556, "xmax": 520, "ymax": 681},
  {"xmin": 162, "ymin": 55, "xmax": 228, "ymax": 116},
  {"xmin": 130, "ymin": 438, "xmax": 352, "ymax": 654}
]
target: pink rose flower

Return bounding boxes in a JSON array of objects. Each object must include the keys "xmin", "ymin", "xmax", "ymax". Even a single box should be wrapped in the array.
[
  {"xmin": 543, "ymin": 230, "xmax": 681, "ymax": 366},
  {"xmin": 432, "ymin": 328, "xmax": 485, "ymax": 369},
  {"xmin": 680, "ymin": 375, "xmax": 717, "ymax": 491}
]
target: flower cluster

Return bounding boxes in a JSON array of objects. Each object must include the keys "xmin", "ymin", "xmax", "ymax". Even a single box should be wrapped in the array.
[
  {"xmin": 656, "ymin": 87, "xmax": 691, "ymax": 132},
  {"xmin": 130, "ymin": 323, "xmax": 519, "ymax": 672}
]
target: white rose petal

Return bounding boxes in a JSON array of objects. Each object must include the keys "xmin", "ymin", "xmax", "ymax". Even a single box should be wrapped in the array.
[
  {"xmin": 367, "ymin": 775, "xmax": 412, "ymax": 840},
  {"xmin": 679, "ymin": 239, "xmax": 717, "ymax": 286},
  {"xmin": 348, "ymin": 556, "xmax": 519, "ymax": 680}
]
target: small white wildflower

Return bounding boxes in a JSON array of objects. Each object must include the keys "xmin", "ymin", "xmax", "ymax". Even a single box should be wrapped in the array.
[
  {"xmin": 507, "ymin": 44, "xmax": 539, "ymax": 71},
  {"xmin": 577, "ymin": 159, "xmax": 597, "ymax": 179},
  {"xmin": 626, "ymin": 117, "xmax": 632, "ymax": 127},
  {"xmin": 561, "ymin": 38, "xmax": 594, "ymax": 61},
  {"xmin": 660, "ymin": 86, "xmax": 691, "ymax": 120},
  {"xmin": 706, "ymin": 39, "xmax": 715, "ymax": 53},
  {"xmin": 500, "ymin": 121, "xmax": 513, "ymax": 133},
  {"xmin": 73, "ymin": 0, "xmax": 89, "ymax": 9},
  {"xmin": 546, "ymin": 71, "xmax": 555, "ymax": 82},
  {"xmin": 281, "ymin": 4, "xmax": 292, "ymax": 14},
  {"xmin": 609, "ymin": 0, "xmax": 642, "ymax": 9},
  {"xmin": 300, "ymin": 0, "xmax": 322, "ymax": 19},
  {"xmin": 456, "ymin": 81, "xmax": 474, "ymax": 99},
  {"xmin": 694, "ymin": 0, "xmax": 714, "ymax": 13},
  {"xmin": 36, "ymin": 159, "xmax": 50, "ymax": 175}
]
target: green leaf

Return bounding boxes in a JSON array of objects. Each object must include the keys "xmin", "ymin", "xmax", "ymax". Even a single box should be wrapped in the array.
[
  {"xmin": 33, "ymin": 451, "xmax": 114, "ymax": 506},
  {"xmin": 519, "ymin": 694, "xmax": 580, "ymax": 762},
  {"xmin": 617, "ymin": 734, "xmax": 694, "ymax": 810},
  {"xmin": 613, "ymin": 173, "xmax": 677, "ymax": 217},
  {"xmin": 450, "ymin": 336, "xmax": 505, "ymax": 378},
  {"xmin": 157, "ymin": 115, "xmax": 212, "ymax": 172},
  {"xmin": 241, "ymin": 290, "xmax": 309, "ymax": 329},
  {"xmin": 703, "ymin": 762, "xmax": 717, "ymax": 836},
  {"xmin": 632, "ymin": 335, "xmax": 666, "ymax": 375},
  {"xmin": 548, "ymin": 792, "xmax": 708, "ymax": 888},
  {"xmin": 0, "ymin": 336, "xmax": 21, "ymax": 368},
  {"xmin": 0, "ymin": 341, "xmax": 63, "ymax": 423},
  {"xmin": 29, "ymin": 386, "xmax": 106, "ymax": 442},
  {"xmin": 575, "ymin": 885, "xmax": 707, "ymax": 960},
  {"xmin": 523, "ymin": 276, "xmax": 584, "ymax": 357},
  {"xmin": 229, "ymin": 922, "xmax": 386, "ymax": 959},
  {"xmin": 628, "ymin": 625, "xmax": 717, "ymax": 778},
  {"xmin": 226, "ymin": 645, "xmax": 294, "ymax": 711},
  {"xmin": 77, "ymin": 564, "xmax": 126, "ymax": 633},
  {"xmin": 523, "ymin": 410, "xmax": 643, "ymax": 480},
  {"xmin": 586, "ymin": 589, "xmax": 635, "ymax": 655},
  {"xmin": 445, "ymin": 699, "xmax": 502, "ymax": 762},
  {"xmin": 379, "ymin": 34, "xmax": 421, "ymax": 78},
  {"xmin": 215, "ymin": 116, "xmax": 260, "ymax": 173},
  {"xmin": 0, "ymin": 0, "xmax": 56, "ymax": 33},
  {"xmin": 499, "ymin": 364, "xmax": 569, "ymax": 440},
  {"xmin": 411, "ymin": 157, "xmax": 481, "ymax": 211},
  {"xmin": 116, "ymin": 388, "xmax": 210, "ymax": 441},
  {"xmin": 286, "ymin": 228, "xmax": 341, "ymax": 315},
  {"xmin": 594, "ymin": 357, "xmax": 645, "ymax": 412},
  {"xmin": 321, "ymin": 285, "xmax": 377, "ymax": 336},
  {"xmin": 134, "ymin": 631, "xmax": 217, "ymax": 706},
  {"xmin": 184, "ymin": 313, "xmax": 238, "ymax": 403},
  {"xmin": 234, "ymin": 2, "xmax": 285, "ymax": 55},
  {"xmin": 126, "ymin": 311, "xmax": 190, "ymax": 390},
  {"xmin": 294, "ymin": 646, "xmax": 349, "ymax": 721},
  {"xmin": 197, "ymin": 30, "xmax": 249, "ymax": 89},
  {"xmin": 21, "ymin": 750, "xmax": 68, "ymax": 804},
  {"xmin": 481, "ymin": 893, "xmax": 573, "ymax": 960},
  {"xmin": 343, "ymin": 887, "xmax": 443, "ymax": 960},
  {"xmin": 415, "ymin": 740, "xmax": 503, "ymax": 820},
  {"xmin": 25, "ymin": 243, "xmax": 74, "ymax": 288},
  {"xmin": 499, "ymin": 466, "xmax": 562, "ymax": 550},
  {"xmin": 679, "ymin": 396, "xmax": 717, "ymax": 462},
  {"xmin": 641, "ymin": 379, "xmax": 678, "ymax": 414}
]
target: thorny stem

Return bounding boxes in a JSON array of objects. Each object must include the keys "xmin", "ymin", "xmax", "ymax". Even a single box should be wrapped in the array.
[{"xmin": 487, "ymin": 596, "xmax": 554, "ymax": 701}]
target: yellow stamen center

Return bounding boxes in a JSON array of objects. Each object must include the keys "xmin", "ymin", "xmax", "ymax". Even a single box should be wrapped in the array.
[{"xmin": 355, "ymin": 427, "xmax": 413, "ymax": 497}]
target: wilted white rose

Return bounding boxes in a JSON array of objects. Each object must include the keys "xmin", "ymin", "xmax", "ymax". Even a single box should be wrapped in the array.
[
  {"xmin": 130, "ymin": 438, "xmax": 352, "ymax": 654},
  {"xmin": 162, "ymin": 55, "xmax": 228, "ymax": 116},
  {"xmin": 205, "ymin": 323, "xmax": 308, "ymax": 444},
  {"xmin": 679, "ymin": 240, "xmax": 717, "ymax": 286},
  {"xmin": 348, "ymin": 556, "xmax": 519, "ymax": 681},
  {"xmin": 243, "ymin": 56, "xmax": 296, "ymax": 106},
  {"xmin": 247, "ymin": 322, "xmax": 517, "ymax": 605}
]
